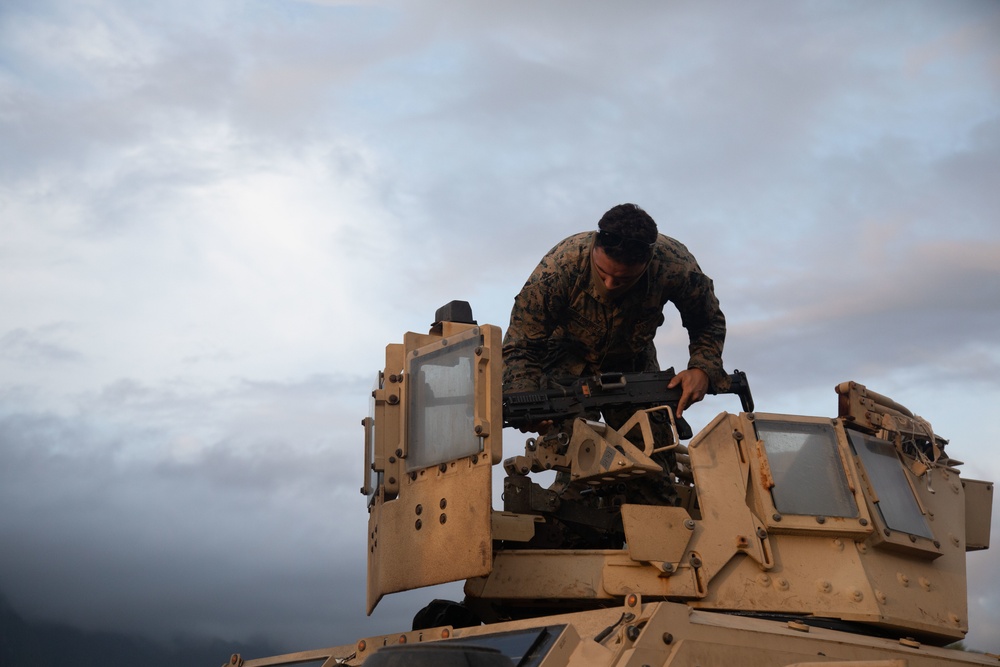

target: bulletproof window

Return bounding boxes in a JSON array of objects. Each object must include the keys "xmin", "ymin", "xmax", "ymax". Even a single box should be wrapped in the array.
[
  {"xmin": 847, "ymin": 431, "xmax": 934, "ymax": 539},
  {"xmin": 756, "ymin": 420, "xmax": 859, "ymax": 518},
  {"xmin": 406, "ymin": 332, "xmax": 481, "ymax": 471},
  {"xmin": 439, "ymin": 625, "xmax": 567, "ymax": 667}
]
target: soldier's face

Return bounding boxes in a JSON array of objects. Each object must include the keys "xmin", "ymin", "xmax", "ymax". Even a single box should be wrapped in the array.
[{"xmin": 592, "ymin": 246, "xmax": 648, "ymax": 294}]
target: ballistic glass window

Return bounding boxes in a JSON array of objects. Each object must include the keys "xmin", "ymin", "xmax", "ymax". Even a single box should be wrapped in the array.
[
  {"xmin": 406, "ymin": 333, "xmax": 481, "ymax": 472},
  {"xmin": 847, "ymin": 431, "xmax": 934, "ymax": 539},
  {"xmin": 756, "ymin": 420, "xmax": 859, "ymax": 518},
  {"xmin": 437, "ymin": 625, "xmax": 566, "ymax": 667}
]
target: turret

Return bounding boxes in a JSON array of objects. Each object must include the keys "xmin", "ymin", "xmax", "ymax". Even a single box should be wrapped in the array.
[{"xmin": 363, "ymin": 301, "xmax": 993, "ymax": 644}]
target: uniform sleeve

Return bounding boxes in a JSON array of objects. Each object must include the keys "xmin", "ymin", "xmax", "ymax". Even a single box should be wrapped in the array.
[
  {"xmin": 502, "ymin": 269, "xmax": 565, "ymax": 393},
  {"xmin": 663, "ymin": 249, "xmax": 728, "ymax": 391}
]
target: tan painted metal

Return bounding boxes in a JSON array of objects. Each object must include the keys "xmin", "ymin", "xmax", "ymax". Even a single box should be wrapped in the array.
[
  {"xmin": 229, "ymin": 598, "xmax": 999, "ymax": 666},
  {"xmin": 226, "ymin": 306, "xmax": 998, "ymax": 667},
  {"xmin": 365, "ymin": 320, "xmax": 503, "ymax": 613}
]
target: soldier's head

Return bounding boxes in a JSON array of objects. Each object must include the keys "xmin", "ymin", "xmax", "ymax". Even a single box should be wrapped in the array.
[{"xmin": 596, "ymin": 203, "xmax": 657, "ymax": 266}]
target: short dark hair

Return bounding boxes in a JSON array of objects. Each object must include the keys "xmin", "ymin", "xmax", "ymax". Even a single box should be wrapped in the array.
[{"xmin": 595, "ymin": 203, "xmax": 658, "ymax": 264}]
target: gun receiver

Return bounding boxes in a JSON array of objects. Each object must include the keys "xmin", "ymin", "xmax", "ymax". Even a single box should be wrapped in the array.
[{"xmin": 503, "ymin": 369, "xmax": 754, "ymax": 429}]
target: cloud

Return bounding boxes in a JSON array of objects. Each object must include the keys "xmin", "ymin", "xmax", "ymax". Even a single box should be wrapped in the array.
[{"xmin": 1, "ymin": 0, "xmax": 999, "ymax": 657}]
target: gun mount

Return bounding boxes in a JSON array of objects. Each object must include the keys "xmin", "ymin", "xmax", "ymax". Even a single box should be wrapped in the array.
[{"xmin": 228, "ymin": 301, "xmax": 996, "ymax": 667}]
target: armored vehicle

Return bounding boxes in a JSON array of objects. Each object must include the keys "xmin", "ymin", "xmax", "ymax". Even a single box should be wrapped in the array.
[{"xmin": 227, "ymin": 301, "xmax": 996, "ymax": 666}]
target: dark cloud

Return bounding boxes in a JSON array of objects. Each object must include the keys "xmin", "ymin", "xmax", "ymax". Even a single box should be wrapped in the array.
[{"xmin": 0, "ymin": 373, "xmax": 376, "ymax": 649}]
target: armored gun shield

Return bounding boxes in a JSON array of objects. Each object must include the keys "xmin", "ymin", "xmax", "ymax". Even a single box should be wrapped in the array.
[{"xmin": 363, "ymin": 316, "xmax": 503, "ymax": 614}]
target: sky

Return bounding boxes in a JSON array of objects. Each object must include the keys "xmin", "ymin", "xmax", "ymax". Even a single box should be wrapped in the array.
[{"xmin": 1, "ymin": 0, "xmax": 999, "ymax": 656}]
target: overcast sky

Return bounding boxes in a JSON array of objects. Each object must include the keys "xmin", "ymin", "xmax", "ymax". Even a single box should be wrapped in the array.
[{"xmin": 1, "ymin": 0, "xmax": 999, "ymax": 656}]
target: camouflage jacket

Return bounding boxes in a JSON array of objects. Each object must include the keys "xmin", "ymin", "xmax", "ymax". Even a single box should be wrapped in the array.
[{"xmin": 502, "ymin": 231, "xmax": 727, "ymax": 393}]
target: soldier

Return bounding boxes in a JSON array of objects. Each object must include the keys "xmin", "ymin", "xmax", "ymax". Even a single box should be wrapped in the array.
[{"xmin": 503, "ymin": 203, "xmax": 728, "ymax": 432}]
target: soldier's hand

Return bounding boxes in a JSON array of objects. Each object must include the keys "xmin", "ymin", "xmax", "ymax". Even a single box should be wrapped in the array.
[{"xmin": 668, "ymin": 368, "xmax": 709, "ymax": 418}]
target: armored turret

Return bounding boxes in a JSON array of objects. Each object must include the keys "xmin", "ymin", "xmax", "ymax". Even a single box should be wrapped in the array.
[{"xmin": 227, "ymin": 302, "xmax": 996, "ymax": 667}]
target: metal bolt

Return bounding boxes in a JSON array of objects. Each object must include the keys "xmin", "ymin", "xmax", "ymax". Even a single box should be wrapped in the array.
[
  {"xmin": 415, "ymin": 504, "xmax": 422, "ymax": 515},
  {"xmin": 440, "ymin": 498, "xmax": 448, "ymax": 509},
  {"xmin": 439, "ymin": 513, "xmax": 447, "ymax": 524},
  {"xmin": 773, "ymin": 513, "xmax": 782, "ymax": 522},
  {"xmin": 625, "ymin": 625, "xmax": 640, "ymax": 642},
  {"xmin": 662, "ymin": 633, "xmax": 673, "ymax": 645},
  {"xmin": 415, "ymin": 519, "xmax": 422, "ymax": 530},
  {"xmin": 388, "ymin": 394, "xmax": 399, "ymax": 405},
  {"xmin": 859, "ymin": 518, "xmax": 868, "ymax": 526},
  {"xmin": 475, "ymin": 425, "xmax": 483, "ymax": 435},
  {"xmin": 684, "ymin": 519, "xmax": 695, "ymax": 530}
]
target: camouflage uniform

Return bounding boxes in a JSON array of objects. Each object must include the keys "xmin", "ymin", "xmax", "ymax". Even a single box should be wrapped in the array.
[{"xmin": 503, "ymin": 231, "xmax": 727, "ymax": 394}]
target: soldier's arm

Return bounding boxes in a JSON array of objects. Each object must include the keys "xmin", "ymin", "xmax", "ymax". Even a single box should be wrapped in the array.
[
  {"xmin": 502, "ymin": 273, "xmax": 564, "ymax": 393},
  {"xmin": 674, "ymin": 267, "xmax": 728, "ymax": 392}
]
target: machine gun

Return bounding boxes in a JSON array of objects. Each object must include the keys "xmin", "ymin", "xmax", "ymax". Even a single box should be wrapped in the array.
[{"xmin": 502, "ymin": 369, "xmax": 754, "ymax": 430}]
